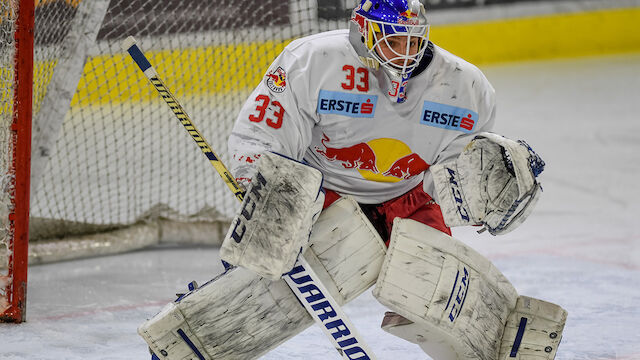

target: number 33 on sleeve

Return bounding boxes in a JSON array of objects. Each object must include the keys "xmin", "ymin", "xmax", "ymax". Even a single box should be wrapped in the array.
[{"xmin": 249, "ymin": 94, "xmax": 285, "ymax": 129}]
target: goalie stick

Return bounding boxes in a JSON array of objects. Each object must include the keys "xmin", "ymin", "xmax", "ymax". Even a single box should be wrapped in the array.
[{"xmin": 123, "ymin": 36, "xmax": 377, "ymax": 360}]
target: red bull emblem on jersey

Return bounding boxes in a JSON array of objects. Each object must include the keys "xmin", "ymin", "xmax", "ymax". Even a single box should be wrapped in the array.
[
  {"xmin": 265, "ymin": 66, "xmax": 287, "ymax": 93},
  {"xmin": 315, "ymin": 134, "xmax": 429, "ymax": 183}
]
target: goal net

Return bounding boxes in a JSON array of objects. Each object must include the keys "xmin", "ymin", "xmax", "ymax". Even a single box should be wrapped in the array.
[{"xmin": 1, "ymin": 0, "xmax": 355, "ymax": 322}]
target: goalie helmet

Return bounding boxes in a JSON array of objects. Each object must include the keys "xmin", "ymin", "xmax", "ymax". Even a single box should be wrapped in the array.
[{"xmin": 349, "ymin": 0, "xmax": 430, "ymax": 103}]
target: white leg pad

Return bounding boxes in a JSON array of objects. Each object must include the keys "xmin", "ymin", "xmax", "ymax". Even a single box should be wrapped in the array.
[
  {"xmin": 139, "ymin": 267, "xmax": 313, "ymax": 360},
  {"xmin": 373, "ymin": 218, "xmax": 520, "ymax": 360},
  {"xmin": 381, "ymin": 311, "xmax": 461, "ymax": 359},
  {"xmin": 498, "ymin": 296, "xmax": 567, "ymax": 359},
  {"xmin": 304, "ymin": 196, "xmax": 387, "ymax": 304},
  {"xmin": 138, "ymin": 196, "xmax": 386, "ymax": 359}
]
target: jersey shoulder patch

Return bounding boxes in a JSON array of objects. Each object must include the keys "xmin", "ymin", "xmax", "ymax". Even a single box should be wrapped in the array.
[{"xmin": 265, "ymin": 66, "xmax": 287, "ymax": 93}]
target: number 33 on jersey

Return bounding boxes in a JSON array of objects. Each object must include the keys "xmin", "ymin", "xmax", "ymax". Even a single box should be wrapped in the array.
[
  {"xmin": 249, "ymin": 94, "xmax": 284, "ymax": 130},
  {"xmin": 248, "ymin": 63, "xmax": 370, "ymax": 131}
]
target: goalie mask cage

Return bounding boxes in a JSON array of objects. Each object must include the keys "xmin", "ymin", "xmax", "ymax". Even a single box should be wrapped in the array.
[{"xmin": 1, "ymin": 0, "xmax": 356, "ymax": 323}]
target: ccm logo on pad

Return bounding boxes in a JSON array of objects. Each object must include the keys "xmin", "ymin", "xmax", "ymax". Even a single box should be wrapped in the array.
[
  {"xmin": 446, "ymin": 267, "xmax": 470, "ymax": 323},
  {"xmin": 446, "ymin": 167, "xmax": 471, "ymax": 223},
  {"xmin": 229, "ymin": 173, "xmax": 267, "ymax": 243}
]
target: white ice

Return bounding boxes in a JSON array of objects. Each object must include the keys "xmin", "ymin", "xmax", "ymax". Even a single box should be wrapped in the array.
[{"xmin": 2, "ymin": 53, "xmax": 639, "ymax": 359}]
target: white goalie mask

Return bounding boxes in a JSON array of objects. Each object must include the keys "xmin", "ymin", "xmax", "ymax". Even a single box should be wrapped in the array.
[{"xmin": 349, "ymin": 0, "xmax": 430, "ymax": 103}]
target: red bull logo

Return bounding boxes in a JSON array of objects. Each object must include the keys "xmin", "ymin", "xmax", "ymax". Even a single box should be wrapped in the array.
[
  {"xmin": 382, "ymin": 153, "xmax": 426, "ymax": 179},
  {"xmin": 315, "ymin": 134, "xmax": 429, "ymax": 183},
  {"xmin": 398, "ymin": 10, "xmax": 419, "ymax": 25},
  {"xmin": 315, "ymin": 134, "xmax": 378, "ymax": 173},
  {"xmin": 351, "ymin": 12, "xmax": 367, "ymax": 36},
  {"xmin": 265, "ymin": 66, "xmax": 287, "ymax": 93}
]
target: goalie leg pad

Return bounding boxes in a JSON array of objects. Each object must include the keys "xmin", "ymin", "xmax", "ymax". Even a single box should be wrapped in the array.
[
  {"xmin": 381, "ymin": 311, "xmax": 460, "ymax": 360},
  {"xmin": 220, "ymin": 152, "xmax": 324, "ymax": 280},
  {"xmin": 139, "ymin": 197, "xmax": 385, "ymax": 360},
  {"xmin": 304, "ymin": 196, "xmax": 387, "ymax": 304},
  {"xmin": 138, "ymin": 267, "xmax": 313, "ymax": 360},
  {"xmin": 499, "ymin": 296, "xmax": 567, "ymax": 359},
  {"xmin": 373, "ymin": 218, "xmax": 520, "ymax": 360}
]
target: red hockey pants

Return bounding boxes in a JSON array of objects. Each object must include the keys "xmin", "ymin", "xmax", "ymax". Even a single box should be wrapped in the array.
[{"xmin": 323, "ymin": 183, "xmax": 451, "ymax": 246}]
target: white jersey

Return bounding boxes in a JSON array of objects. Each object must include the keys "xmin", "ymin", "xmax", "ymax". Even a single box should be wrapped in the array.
[{"xmin": 228, "ymin": 29, "xmax": 496, "ymax": 204}]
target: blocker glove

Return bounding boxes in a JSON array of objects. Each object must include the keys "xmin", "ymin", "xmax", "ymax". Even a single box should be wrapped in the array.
[{"xmin": 220, "ymin": 152, "xmax": 324, "ymax": 280}]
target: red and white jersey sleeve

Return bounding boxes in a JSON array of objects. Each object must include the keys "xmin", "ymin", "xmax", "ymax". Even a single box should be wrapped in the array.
[
  {"xmin": 228, "ymin": 30, "xmax": 496, "ymax": 204},
  {"xmin": 227, "ymin": 39, "xmax": 318, "ymax": 185}
]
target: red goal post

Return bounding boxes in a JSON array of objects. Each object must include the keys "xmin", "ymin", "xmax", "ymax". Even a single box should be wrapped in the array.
[{"xmin": 1, "ymin": 0, "xmax": 34, "ymax": 323}]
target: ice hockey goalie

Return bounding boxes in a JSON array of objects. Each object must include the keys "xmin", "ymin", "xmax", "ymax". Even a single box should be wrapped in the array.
[{"xmin": 138, "ymin": 0, "xmax": 567, "ymax": 357}]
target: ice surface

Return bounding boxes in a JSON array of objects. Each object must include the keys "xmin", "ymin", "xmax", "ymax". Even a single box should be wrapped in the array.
[{"xmin": 1, "ymin": 53, "xmax": 639, "ymax": 359}]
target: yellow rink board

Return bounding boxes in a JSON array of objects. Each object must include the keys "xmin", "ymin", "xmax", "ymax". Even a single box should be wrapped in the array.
[
  {"xmin": 430, "ymin": 7, "xmax": 640, "ymax": 64},
  {"xmin": 69, "ymin": 6, "xmax": 640, "ymax": 107}
]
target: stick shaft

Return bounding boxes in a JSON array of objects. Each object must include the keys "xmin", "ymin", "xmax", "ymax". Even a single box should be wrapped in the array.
[{"xmin": 123, "ymin": 36, "xmax": 244, "ymax": 202}]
